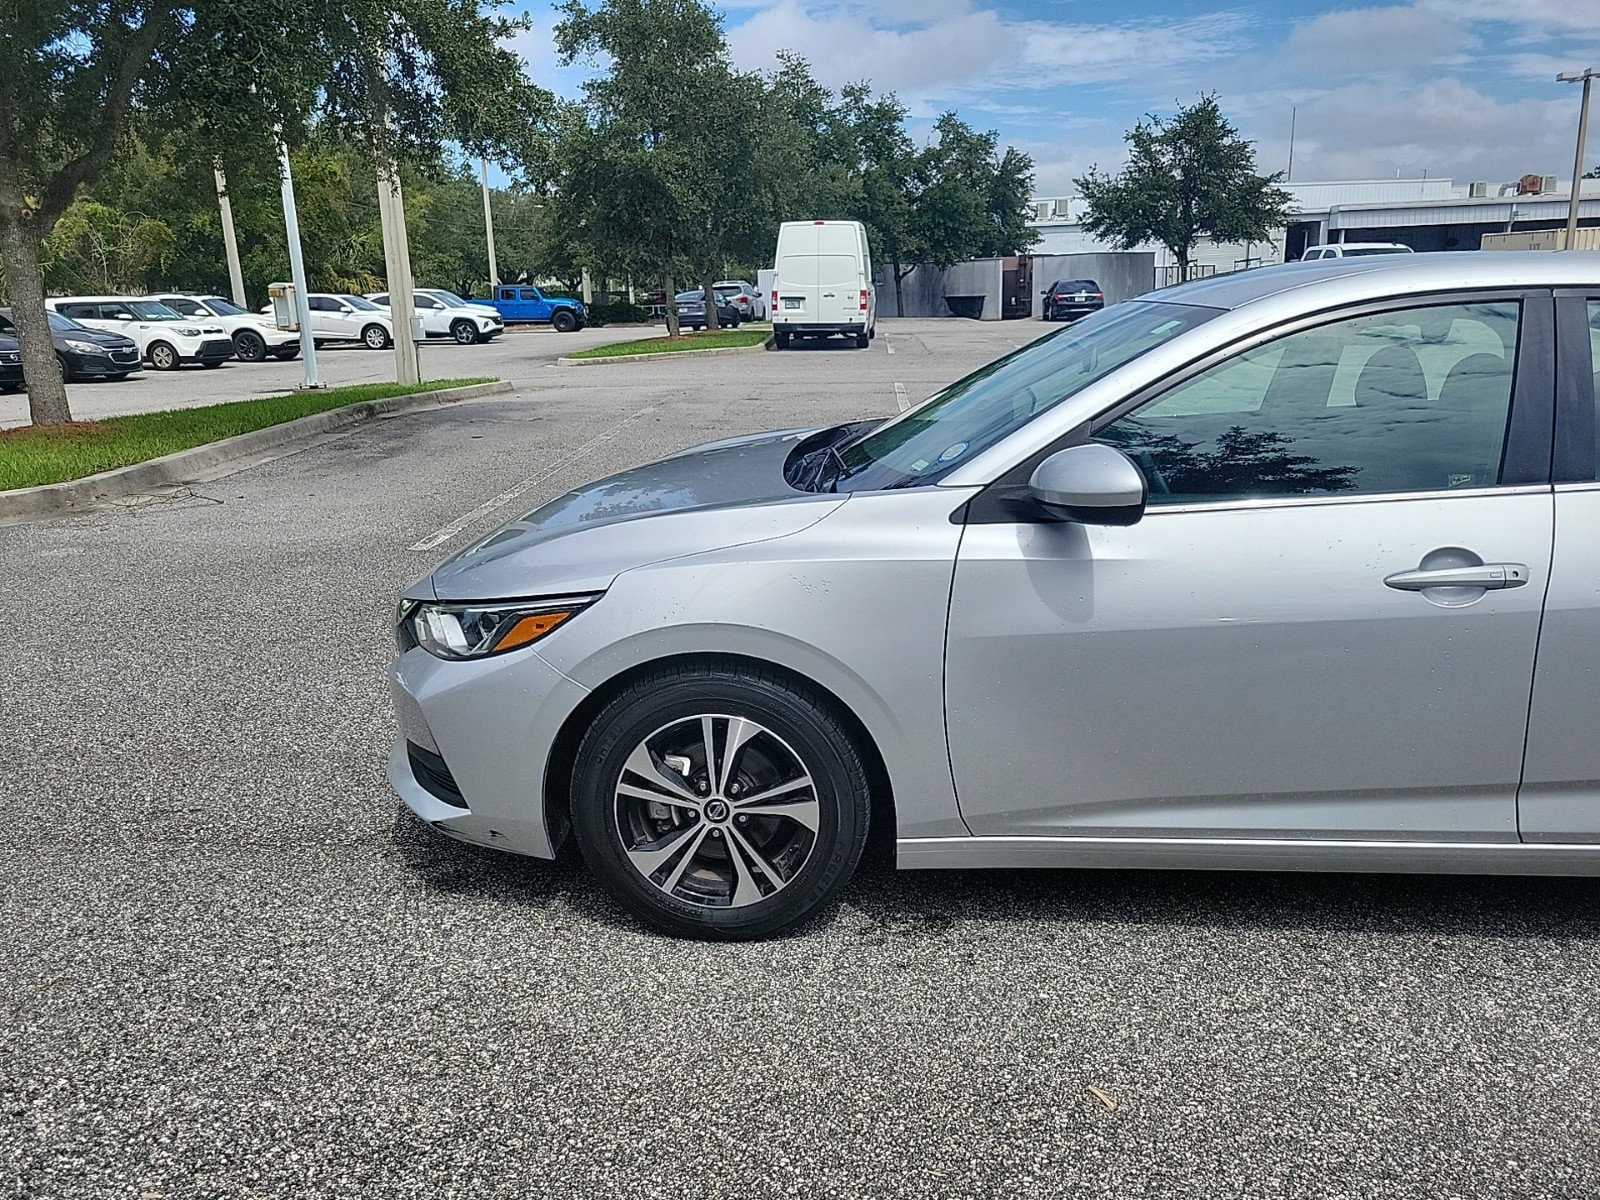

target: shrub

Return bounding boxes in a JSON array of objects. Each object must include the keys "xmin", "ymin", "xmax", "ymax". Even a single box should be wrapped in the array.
[{"xmin": 585, "ymin": 300, "xmax": 653, "ymax": 327}]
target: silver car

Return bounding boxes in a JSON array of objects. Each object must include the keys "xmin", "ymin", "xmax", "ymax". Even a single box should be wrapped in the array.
[{"xmin": 391, "ymin": 254, "xmax": 1600, "ymax": 940}]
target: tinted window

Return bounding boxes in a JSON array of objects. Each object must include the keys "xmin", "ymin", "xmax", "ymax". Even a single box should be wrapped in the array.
[
  {"xmin": 165, "ymin": 297, "xmax": 204, "ymax": 316},
  {"xmin": 56, "ymin": 304, "xmax": 97, "ymax": 318},
  {"xmin": 370, "ymin": 293, "xmax": 390, "ymax": 306},
  {"xmin": 308, "ymin": 296, "xmax": 335, "ymax": 312},
  {"xmin": 415, "ymin": 296, "xmax": 440, "ymax": 309},
  {"xmin": 344, "ymin": 295, "xmax": 379, "ymax": 311},
  {"xmin": 1095, "ymin": 301, "xmax": 1521, "ymax": 504},
  {"xmin": 127, "ymin": 300, "xmax": 178, "ymax": 319},
  {"xmin": 205, "ymin": 297, "xmax": 247, "ymax": 316},
  {"xmin": 1346, "ymin": 247, "xmax": 1411, "ymax": 256},
  {"xmin": 1589, "ymin": 301, "xmax": 1600, "ymax": 470}
]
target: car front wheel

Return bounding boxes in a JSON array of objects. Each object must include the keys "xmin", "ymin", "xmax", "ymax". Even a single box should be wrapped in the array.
[
  {"xmin": 362, "ymin": 324, "xmax": 392, "ymax": 350},
  {"xmin": 233, "ymin": 330, "xmax": 267, "ymax": 362},
  {"xmin": 147, "ymin": 342, "xmax": 180, "ymax": 371},
  {"xmin": 451, "ymin": 319, "xmax": 479, "ymax": 345},
  {"xmin": 551, "ymin": 309, "xmax": 577, "ymax": 333},
  {"xmin": 571, "ymin": 663, "xmax": 872, "ymax": 940}
]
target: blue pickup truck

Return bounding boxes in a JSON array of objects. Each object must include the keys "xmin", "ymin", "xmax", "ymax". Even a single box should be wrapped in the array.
[{"xmin": 488, "ymin": 285, "xmax": 587, "ymax": 332}]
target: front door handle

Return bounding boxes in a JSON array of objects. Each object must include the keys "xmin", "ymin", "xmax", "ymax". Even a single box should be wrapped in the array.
[{"xmin": 1384, "ymin": 563, "xmax": 1530, "ymax": 591}]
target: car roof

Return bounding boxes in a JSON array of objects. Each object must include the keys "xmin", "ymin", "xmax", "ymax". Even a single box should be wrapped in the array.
[{"xmin": 1153, "ymin": 251, "xmax": 1600, "ymax": 312}]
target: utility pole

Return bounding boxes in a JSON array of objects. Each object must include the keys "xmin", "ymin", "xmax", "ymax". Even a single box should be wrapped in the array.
[
  {"xmin": 480, "ymin": 157, "xmax": 499, "ymax": 293},
  {"xmin": 1558, "ymin": 68, "xmax": 1597, "ymax": 249},
  {"xmin": 1286, "ymin": 106, "xmax": 1296, "ymax": 182},
  {"xmin": 376, "ymin": 157, "xmax": 422, "ymax": 385},
  {"xmin": 213, "ymin": 159, "xmax": 247, "ymax": 308},
  {"xmin": 276, "ymin": 134, "xmax": 320, "ymax": 389}
]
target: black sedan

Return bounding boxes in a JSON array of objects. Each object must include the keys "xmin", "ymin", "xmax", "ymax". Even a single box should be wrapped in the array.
[
  {"xmin": 0, "ymin": 333, "xmax": 20, "ymax": 393},
  {"xmin": 0, "ymin": 307, "xmax": 143, "ymax": 382},
  {"xmin": 1040, "ymin": 279, "xmax": 1105, "ymax": 322},
  {"xmin": 674, "ymin": 289, "xmax": 742, "ymax": 331}
]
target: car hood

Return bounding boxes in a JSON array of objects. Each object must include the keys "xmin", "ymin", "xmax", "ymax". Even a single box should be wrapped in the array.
[
  {"xmin": 72, "ymin": 328, "xmax": 138, "ymax": 347},
  {"xmin": 421, "ymin": 427, "xmax": 841, "ymax": 601}
]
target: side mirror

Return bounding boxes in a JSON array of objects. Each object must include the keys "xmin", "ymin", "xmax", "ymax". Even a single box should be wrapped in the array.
[{"xmin": 1028, "ymin": 444, "xmax": 1147, "ymax": 526}]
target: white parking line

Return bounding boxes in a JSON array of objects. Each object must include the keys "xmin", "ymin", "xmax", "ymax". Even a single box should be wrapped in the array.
[
  {"xmin": 894, "ymin": 382, "xmax": 909, "ymax": 412},
  {"xmin": 409, "ymin": 404, "xmax": 657, "ymax": 552}
]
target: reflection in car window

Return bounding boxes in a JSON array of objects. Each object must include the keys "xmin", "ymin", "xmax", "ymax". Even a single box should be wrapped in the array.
[
  {"xmin": 127, "ymin": 300, "xmax": 179, "ymax": 319},
  {"xmin": 1589, "ymin": 301, "xmax": 1600, "ymax": 471},
  {"xmin": 1096, "ymin": 302, "xmax": 1521, "ymax": 503},
  {"xmin": 829, "ymin": 301, "xmax": 1219, "ymax": 491},
  {"xmin": 344, "ymin": 295, "xmax": 381, "ymax": 311}
]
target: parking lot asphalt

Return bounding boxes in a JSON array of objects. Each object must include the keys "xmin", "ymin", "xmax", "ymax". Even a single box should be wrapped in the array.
[{"xmin": 4, "ymin": 317, "xmax": 1599, "ymax": 1199}]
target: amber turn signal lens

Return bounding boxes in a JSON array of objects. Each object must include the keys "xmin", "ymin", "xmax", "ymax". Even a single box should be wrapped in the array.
[{"xmin": 494, "ymin": 610, "xmax": 575, "ymax": 652}]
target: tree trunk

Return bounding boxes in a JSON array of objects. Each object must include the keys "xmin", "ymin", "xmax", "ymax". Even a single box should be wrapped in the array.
[
  {"xmin": 1177, "ymin": 246, "xmax": 1191, "ymax": 283},
  {"xmin": 662, "ymin": 268, "xmax": 680, "ymax": 338},
  {"xmin": 0, "ymin": 214, "xmax": 71, "ymax": 425},
  {"xmin": 893, "ymin": 261, "xmax": 905, "ymax": 317},
  {"xmin": 701, "ymin": 270, "xmax": 719, "ymax": 332}
]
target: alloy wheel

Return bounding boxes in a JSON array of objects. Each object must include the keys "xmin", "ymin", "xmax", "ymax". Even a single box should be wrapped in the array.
[{"xmin": 613, "ymin": 714, "xmax": 820, "ymax": 909}]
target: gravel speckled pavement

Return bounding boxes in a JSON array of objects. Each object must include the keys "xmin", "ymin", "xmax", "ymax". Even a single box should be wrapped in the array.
[{"xmin": 3, "ymin": 320, "xmax": 1598, "ymax": 1199}]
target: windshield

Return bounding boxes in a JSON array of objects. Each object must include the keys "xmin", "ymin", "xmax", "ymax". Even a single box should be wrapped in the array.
[
  {"xmin": 203, "ymin": 297, "xmax": 249, "ymax": 315},
  {"xmin": 344, "ymin": 295, "xmax": 381, "ymax": 311},
  {"xmin": 0, "ymin": 309, "xmax": 88, "ymax": 333},
  {"xmin": 828, "ymin": 301, "xmax": 1219, "ymax": 491},
  {"xmin": 428, "ymin": 290, "xmax": 470, "ymax": 307},
  {"xmin": 129, "ymin": 300, "xmax": 180, "ymax": 320}
]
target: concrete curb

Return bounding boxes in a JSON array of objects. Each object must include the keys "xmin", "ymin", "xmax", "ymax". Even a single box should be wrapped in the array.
[
  {"xmin": 556, "ymin": 336, "xmax": 774, "ymax": 366},
  {"xmin": 0, "ymin": 380, "xmax": 513, "ymax": 522}
]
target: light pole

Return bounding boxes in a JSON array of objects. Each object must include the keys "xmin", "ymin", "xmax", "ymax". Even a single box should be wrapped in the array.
[
  {"xmin": 480, "ymin": 158, "xmax": 499, "ymax": 293},
  {"xmin": 1558, "ymin": 68, "xmax": 1597, "ymax": 250},
  {"xmin": 276, "ymin": 133, "xmax": 321, "ymax": 389}
]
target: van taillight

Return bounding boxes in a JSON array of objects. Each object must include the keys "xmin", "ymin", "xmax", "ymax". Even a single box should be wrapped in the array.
[
  {"xmin": 771, "ymin": 291, "xmax": 778, "ymax": 307},
  {"xmin": 859, "ymin": 289, "xmax": 868, "ymax": 310}
]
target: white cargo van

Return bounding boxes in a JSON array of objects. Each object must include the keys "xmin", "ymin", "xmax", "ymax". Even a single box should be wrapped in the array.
[{"xmin": 771, "ymin": 220, "xmax": 877, "ymax": 349}]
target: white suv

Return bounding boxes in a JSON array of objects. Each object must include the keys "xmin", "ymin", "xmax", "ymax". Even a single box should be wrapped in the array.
[
  {"xmin": 365, "ymin": 289, "xmax": 503, "ymax": 344},
  {"xmin": 1301, "ymin": 242, "xmax": 1414, "ymax": 261},
  {"xmin": 148, "ymin": 293, "xmax": 300, "ymax": 363},
  {"xmin": 257, "ymin": 294, "xmax": 395, "ymax": 349},
  {"xmin": 46, "ymin": 296, "xmax": 234, "ymax": 370}
]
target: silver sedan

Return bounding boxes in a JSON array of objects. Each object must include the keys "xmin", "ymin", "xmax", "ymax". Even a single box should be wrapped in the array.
[{"xmin": 390, "ymin": 254, "xmax": 1600, "ymax": 939}]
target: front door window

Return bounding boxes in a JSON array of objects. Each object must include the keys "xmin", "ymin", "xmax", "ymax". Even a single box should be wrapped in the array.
[{"xmin": 1095, "ymin": 302, "xmax": 1521, "ymax": 503}]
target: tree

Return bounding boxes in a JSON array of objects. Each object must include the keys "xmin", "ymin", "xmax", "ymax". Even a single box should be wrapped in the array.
[
  {"xmin": 0, "ymin": 0, "xmax": 545, "ymax": 425},
  {"xmin": 1075, "ymin": 95, "xmax": 1291, "ymax": 282},
  {"xmin": 553, "ymin": 0, "xmax": 731, "ymax": 337}
]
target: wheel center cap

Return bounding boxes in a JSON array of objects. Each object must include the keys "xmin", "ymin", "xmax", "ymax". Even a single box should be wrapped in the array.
[{"xmin": 703, "ymin": 799, "xmax": 730, "ymax": 823}]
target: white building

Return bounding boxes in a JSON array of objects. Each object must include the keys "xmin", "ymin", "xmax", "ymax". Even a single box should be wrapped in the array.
[{"xmin": 1028, "ymin": 176, "xmax": 1600, "ymax": 279}]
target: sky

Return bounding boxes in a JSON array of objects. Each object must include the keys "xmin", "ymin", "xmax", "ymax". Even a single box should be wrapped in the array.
[{"xmin": 507, "ymin": 0, "xmax": 1600, "ymax": 197}]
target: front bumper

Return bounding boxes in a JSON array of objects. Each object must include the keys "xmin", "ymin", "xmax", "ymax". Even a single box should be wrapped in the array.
[
  {"xmin": 188, "ymin": 338, "xmax": 236, "ymax": 364},
  {"xmin": 0, "ymin": 358, "xmax": 20, "ymax": 386},
  {"xmin": 65, "ymin": 346, "xmax": 142, "ymax": 375},
  {"xmin": 387, "ymin": 643, "xmax": 591, "ymax": 859}
]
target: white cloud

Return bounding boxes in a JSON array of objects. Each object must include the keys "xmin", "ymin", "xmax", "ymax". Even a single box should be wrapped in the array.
[{"xmin": 1279, "ymin": 3, "xmax": 1475, "ymax": 74}]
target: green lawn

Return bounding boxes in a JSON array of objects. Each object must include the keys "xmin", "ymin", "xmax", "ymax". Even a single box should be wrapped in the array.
[
  {"xmin": 1, "ymin": 377, "xmax": 494, "ymax": 491},
  {"xmin": 567, "ymin": 329, "xmax": 771, "ymax": 360}
]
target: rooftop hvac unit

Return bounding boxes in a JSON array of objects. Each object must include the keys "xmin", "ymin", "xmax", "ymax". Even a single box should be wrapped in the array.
[
  {"xmin": 1542, "ymin": 175, "xmax": 1560, "ymax": 194},
  {"xmin": 1469, "ymin": 181, "xmax": 1488, "ymax": 198}
]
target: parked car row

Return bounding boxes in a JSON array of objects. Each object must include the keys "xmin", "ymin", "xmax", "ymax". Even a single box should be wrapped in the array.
[{"xmin": 0, "ymin": 285, "xmax": 520, "ymax": 392}]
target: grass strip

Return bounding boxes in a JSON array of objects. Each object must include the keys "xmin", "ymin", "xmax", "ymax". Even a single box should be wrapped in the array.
[
  {"xmin": 1, "ymin": 377, "xmax": 494, "ymax": 491},
  {"xmin": 567, "ymin": 329, "xmax": 770, "ymax": 360}
]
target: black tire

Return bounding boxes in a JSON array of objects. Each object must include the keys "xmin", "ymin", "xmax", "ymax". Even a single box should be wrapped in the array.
[
  {"xmin": 450, "ymin": 319, "xmax": 479, "ymax": 345},
  {"xmin": 233, "ymin": 329, "xmax": 267, "ymax": 362},
  {"xmin": 726, "ymin": 313, "xmax": 740, "ymax": 328},
  {"xmin": 571, "ymin": 663, "xmax": 872, "ymax": 941},
  {"xmin": 868, "ymin": 323, "xmax": 876, "ymax": 340},
  {"xmin": 107, "ymin": 372, "xmax": 132, "ymax": 382},
  {"xmin": 551, "ymin": 308, "xmax": 578, "ymax": 333},
  {"xmin": 855, "ymin": 330, "xmax": 870, "ymax": 348},
  {"xmin": 56, "ymin": 354, "xmax": 75, "ymax": 383},
  {"xmin": 146, "ymin": 341, "xmax": 180, "ymax": 371},
  {"xmin": 273, "ymin": 347, "xmax": 300, "ymax": 360},
  {"xmin": 774, "ymin": 331, "xmax": 790, "ymax": 349},
  {"xmin": 201, "ymin": 361, "xmax": 224, "ymax": 369},
  {"xmin": 362, "ymin": 323, "xmax": 392, "ymax": 350}
]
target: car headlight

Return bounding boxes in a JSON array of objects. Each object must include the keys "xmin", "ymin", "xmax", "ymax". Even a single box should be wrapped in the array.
[
  {"xmin": 63, "ymin": 338, "xmax": 103, "ymax": 352},
  {"xmin": 176, "ymin": 326, "xmax": 203, "ymax": 337},
  {"xmin": 398, "ymin": 595, "xmax": 598, "ymax": 660}
]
